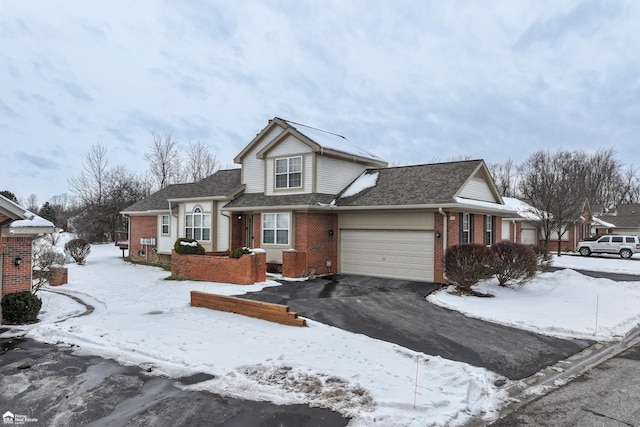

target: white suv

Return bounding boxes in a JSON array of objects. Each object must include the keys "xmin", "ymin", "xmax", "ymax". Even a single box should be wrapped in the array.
[{"xmin": 576, "ymin": 235, "xmax": 640, "ymax": 259}]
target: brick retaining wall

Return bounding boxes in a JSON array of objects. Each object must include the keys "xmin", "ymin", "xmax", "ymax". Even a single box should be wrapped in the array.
[{"xmin": 171, "ymin": 250, "xmax": 266, "ymax": 285}]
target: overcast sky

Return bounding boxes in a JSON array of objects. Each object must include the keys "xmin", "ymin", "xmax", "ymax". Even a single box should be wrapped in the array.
[{"xmin": 2, "ymin": 1, "xmax": 639, "ymax": 204}]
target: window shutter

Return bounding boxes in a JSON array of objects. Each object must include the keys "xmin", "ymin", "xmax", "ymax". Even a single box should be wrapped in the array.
[{"xmin": 470, "ymin": 214, "xmax": 475, "ymax": 243}]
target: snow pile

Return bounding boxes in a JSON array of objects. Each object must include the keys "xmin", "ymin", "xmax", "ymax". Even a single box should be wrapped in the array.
[
  {"xmin": 3, "ymin": 238, "xmax": 505, "ymax": 426},
  {"xmin": 340, "ymin": 172, "xmax": 379, "ymax": 198},
  {"xmin": 179, "ymin": 240, "xmax": 198, "ymax": 247}
]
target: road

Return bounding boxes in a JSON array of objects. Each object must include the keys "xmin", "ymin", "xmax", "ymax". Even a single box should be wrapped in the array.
[{"xmin": 490, "ymin": 336, "xmax": 640, "ymax": 426}]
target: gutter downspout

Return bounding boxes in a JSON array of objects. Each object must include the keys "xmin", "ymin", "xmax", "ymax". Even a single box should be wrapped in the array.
[{"xmin": 438, "ymin": 208, "xmax": 447, "ymax": 284}]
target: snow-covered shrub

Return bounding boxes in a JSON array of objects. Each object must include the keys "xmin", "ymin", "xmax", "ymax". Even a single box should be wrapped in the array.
[
  {"xmin": 532, "ymin": 245, "xmax": 553, "ymax": 271},
  {"xmin": 491, "ymin": 241, "xmax": 538, "ymax": 287},
  {"xmin": 64, "ymin": 238, "xmax": 91, "ymax": 265},
  {"xmin": 45, "ymin": 232, "xmax": 61, "ymax": 246},
  {"xmin": 445, "ymin": 244, "xmax": 498, "ymax": 293},
  {"xmin": 229, "ymin": 247, "xmax": 251, "ymax": 259},
  {"xmin": 32, "ymin": 238, "xmax": 65, "ymax": 293},
  {"xmin": 173, "ymin": 238, "xmax": 205, "ymax": 255},
  {"xmin": 1, "ymin": 291, "xmax": 42, "ymax": 324}
]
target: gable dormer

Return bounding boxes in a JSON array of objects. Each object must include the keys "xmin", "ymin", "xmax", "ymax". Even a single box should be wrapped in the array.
[
  {"xmin": 455, "ymin": 161, "xmax": 504, "ymax": 204},
  {"xmin": 234, "ymin": 117, "xmax": 387, "ymax": 196}
]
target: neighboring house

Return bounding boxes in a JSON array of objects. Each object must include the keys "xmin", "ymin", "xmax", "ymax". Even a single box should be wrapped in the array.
[
  {"xmin": 121, "ymin": 169, "xmax": 242, "ymax": 265},
  {"xmin": 501, "ymin": 197, "xmax": 593, "ymax": 251},
  {"xmin": 591, "ymin": 203, "xmax": 640, "ymax": 236},
  {"xmin": 0, "ymin": 195, "xmax": 55, "ymax": 300},
  {"xmin": 122, "ymin": 117, "xmax": 513, "ymax": 283}
]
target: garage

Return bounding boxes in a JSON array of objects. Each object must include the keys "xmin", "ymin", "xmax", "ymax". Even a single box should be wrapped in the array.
[
  {"xmin": 340, "ymin": 229, "xmax": 434, "ymax": 282},
  {"xmin": 521, "ymin": 228, "xmax": 538, "ymax": 245}
]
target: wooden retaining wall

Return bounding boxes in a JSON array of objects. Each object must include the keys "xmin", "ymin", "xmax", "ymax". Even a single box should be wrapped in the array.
[{"xmin": 190, "ymin": 291, "xmax": 306, "ymax": 327}]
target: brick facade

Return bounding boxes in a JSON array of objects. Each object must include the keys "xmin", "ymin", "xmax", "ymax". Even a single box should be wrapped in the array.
[
  {"xmin": 128, "ymin": 216, "xmax": 166, "ymax": 265},
  {"xmin": 434, "ymin": 210, "xmax": 504, "ymax": 284},
  {"xmin": 293, "ymin": 212, "xmax": 338, "ymax": 276},
  {"xmin": 1, "ymin": 236, "xmax": 34, "ymax": 297}
]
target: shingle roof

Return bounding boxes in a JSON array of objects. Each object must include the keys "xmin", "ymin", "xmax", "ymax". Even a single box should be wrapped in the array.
[
  {"xmin": 121, "ymin": 169, "xmax": 242, "ymax": 213},
  {"xmin": 597, "ymin": 204, "xmax": 640, "ymax": 229},
  {"xmin": 121, "ymin": 183, "xmax": 192, "ymax": 212},
  {"xmin": 168, "ymin": 169, "xmax": 241, "ymax": 200},
  {"xmin": 223, "ymin": 193, "xmax": 336, "ymax": 210},
  {"xmin": 337, "ymin": 160, "xmax": 485, "ymax": 207}
]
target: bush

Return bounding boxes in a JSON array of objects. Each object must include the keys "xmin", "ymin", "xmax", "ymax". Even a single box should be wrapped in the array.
[
  {"xmin": 531, "ymin": 245, "xmax": 553, "ymax": 271},
  {"xmin": 445, "ymin": 244, "xmax": 498, "ymax": 292},
  {"xmin": 64, "ymin": 238, "xmax": 91, "ymax": 265},
  {"xmin": 229, "ymin": 247, "xmax": 252, "ymax": 259},
  {"xmin": 32, "ymin": 238, "xmax": 65, "ymax": 292},
  {"xmin": 1, "ymin": 291, "xmax": 42, "ymax": 324},
  {"xmin": 173, "ymin": 238, "xmax": 205, "ymax": 255},
  {"xmin": 492, "ymin": 242, "xmax": 538, "ymax": 287}
]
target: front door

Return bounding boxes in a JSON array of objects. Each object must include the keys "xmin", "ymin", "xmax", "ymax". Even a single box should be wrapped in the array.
[{"xmin": 245, "ymin": 214, "xmax": 254, "ymax": 248}]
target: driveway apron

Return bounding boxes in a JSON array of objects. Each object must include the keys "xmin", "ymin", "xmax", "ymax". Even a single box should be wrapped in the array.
[{"xmin": 243, "ymin": 275, "xmax": 591, "ymax": 380}]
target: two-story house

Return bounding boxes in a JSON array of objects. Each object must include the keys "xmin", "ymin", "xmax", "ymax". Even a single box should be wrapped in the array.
[{"xmin": 122, "ymin": 117, "xmax": 513, "ymax": 283}]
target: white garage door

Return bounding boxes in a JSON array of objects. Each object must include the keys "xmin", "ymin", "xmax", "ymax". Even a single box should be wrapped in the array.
[
  {"xmin": 521, "ymin": 229, "xmax": 538, "ymax": 245},
  {"xmin": 340, "ymin": 229, "xmax": 434, "ymax": 281}
]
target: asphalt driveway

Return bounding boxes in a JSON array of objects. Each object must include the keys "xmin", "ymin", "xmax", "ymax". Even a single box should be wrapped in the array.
[
  {"xmin": 243, "ymin": 274, "xmax": 591, "ymax": 380},
  {"xmin": 0, "ymin": 333, "xmax": 348, "ymax": 427}
]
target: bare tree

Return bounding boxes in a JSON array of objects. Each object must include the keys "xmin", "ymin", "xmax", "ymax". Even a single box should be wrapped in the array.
[
  {"xmin": 68, "ymin": 143, "xmax": 109, "ymax": 206},
  {"xmin": 580, "ymin": 148, "xmax": 622, "ymax": 210},
  {"xmin": 518, "ymin": 150, "xmax": 585, "ymax": 255},
  {"xmin": 185, "ymin": 140, "xmax": 220, "ymax": 181},
  {"xmin": 548, "ymin": 151, "xmax": 588, "ymax": 255},
  {"xmin": 145, "ymin": 131, "xmax": 181, "ymax": 189},
  {"xmin": 488, "ymin": 159, "xmax": 518, "ymax": 198},
  {"xmin": 25, "ymin": 193, "xmax": 39, "ymax": 212},
  {"xmin": 518, "ymin": 151, "xmax": 557, "ymax": 250},
  {"xmin": 617, "ymin": 165, "xmax": 640, "ymax": 204}
]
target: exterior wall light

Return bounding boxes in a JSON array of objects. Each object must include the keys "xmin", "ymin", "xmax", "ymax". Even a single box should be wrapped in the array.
[
  {"xmin": 14, "ymin": 256, "xmax": 22, "ymax": 267},
  {"xmin": 328, "ymin": 229, "xmax": 334, "ymax": 236},
  {"xmin": 435, "ymin": 231, "xmax": 442, "ymax": 239}
]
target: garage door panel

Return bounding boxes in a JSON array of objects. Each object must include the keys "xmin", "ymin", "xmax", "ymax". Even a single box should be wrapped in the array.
[{"xmin": 340, "ymin": 229, "xmax": 434, "ymax": 282}]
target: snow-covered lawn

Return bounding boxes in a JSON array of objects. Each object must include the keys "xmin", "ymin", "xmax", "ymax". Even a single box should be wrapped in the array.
[
  {"xmin": 2, "ymin": 238, "xmax": 504, "ymax": 427},
  {"xmin": 428, "ymin": 253, "xmax": 640, "ymax": 341},
  {"xmin": 4, "ymin": 239, "xmax": 640, "ymax": 426}
]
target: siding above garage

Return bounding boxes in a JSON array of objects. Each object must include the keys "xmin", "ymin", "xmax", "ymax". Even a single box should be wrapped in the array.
[{"xmin": 339, "ymin": 211, "xmax": 435, "ymax": 230}]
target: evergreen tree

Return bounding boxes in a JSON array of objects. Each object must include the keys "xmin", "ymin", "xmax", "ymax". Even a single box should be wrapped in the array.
[{"xmin": 39, "ymin": 202, "xmax": 57, "ymax": 224}]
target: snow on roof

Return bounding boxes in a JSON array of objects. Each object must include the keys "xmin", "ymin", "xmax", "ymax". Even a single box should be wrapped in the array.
[
  {"xmin": 592, "ymin": 216, "xmax": 616, "ymax": 228},
  {"xmin": 501, "ymin": 197, "xmax": 543, "ymax": 220},
  {"xmin": 9, "ymin": 212, "xmax": 54, "ymax": 229},
  {"xmin": 454, "ymin": 197, "xmax": 514, "ymax": 212},
  {"xmin": 340, "ymin": 171, "xmax": 379, "ymax": 198},
  {"xmin": 0, "ymin": 194, "xmax": 55, "ymax": 230},
  {"xmin": 284, "ymin": 120, "xmax": 385, "ymax": 162}
]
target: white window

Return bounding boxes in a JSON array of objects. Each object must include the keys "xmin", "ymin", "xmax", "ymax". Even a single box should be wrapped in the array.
[
  {"xmin": 161, "ymin": 215, "xmax": 170, "ymax": 235},
  {"xmin": 262, "ymin": 213, "xmax": 290, "ymax": 245},
  {"xmin": 460, "ymin": 213, "xmax": 472, "ymax": 244},
  {"xmin": 484, "ymin": 215, "xmax": 493, "ymax": 246},
  {"xmin": 275, "ymin": 157, "xmax": 302, "ymax": 189},
  {"xmin": 185, "ymin": 207, "xmax": 211, "ymax": 241}
]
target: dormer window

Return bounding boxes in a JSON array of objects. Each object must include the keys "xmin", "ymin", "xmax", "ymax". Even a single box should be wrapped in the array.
[{"xmin": 275, "ymin": 156, "xmax": 302, "ymax": 189}]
